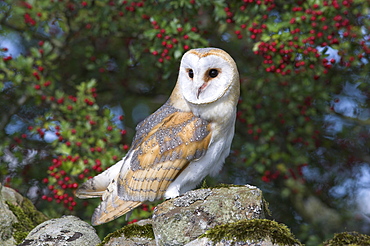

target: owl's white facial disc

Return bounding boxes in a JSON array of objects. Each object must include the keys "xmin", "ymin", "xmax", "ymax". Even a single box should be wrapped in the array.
[{"xmin": 179, "ymin": 49, "xmax": 236, "ymax": 105}]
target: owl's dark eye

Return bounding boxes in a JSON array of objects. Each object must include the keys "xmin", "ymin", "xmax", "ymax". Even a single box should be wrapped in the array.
[
  {"xmin": 209, "ymin": 69, "xmax": 218, "ymax": 78},
  {"xmin": 188, "ymin": 69, "xmax": 194, "ymax": 79}
]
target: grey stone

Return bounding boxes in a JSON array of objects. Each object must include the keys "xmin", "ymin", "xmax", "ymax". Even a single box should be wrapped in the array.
[
  {"xmin": 0, "ymin": 184, "xmax": 49, "ymax": 245},
  {"xmin": 152, "ymin": 185, "xmax": 267, "ymax": 246},
  {"xmin": 19, "ymin": 215, "xmax": 101, "ymax": 246},
  {"xmin": 0, "ymin": 184, "xmax": 18, "ymax": 246}
]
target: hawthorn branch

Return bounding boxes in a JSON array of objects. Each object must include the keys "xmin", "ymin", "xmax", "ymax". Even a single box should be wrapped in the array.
[
  {"xmin": 0, "ymin": 6, "xmax": 50, "ymax": 42},
  {"xmin": 0, "ymin": 20, "xmax": 52, "ymax": 42}
]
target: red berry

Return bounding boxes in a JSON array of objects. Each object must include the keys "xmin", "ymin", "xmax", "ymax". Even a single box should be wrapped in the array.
[{"xmin": 2, "ymin": 56, "xmax": 12, "ymax": 61}]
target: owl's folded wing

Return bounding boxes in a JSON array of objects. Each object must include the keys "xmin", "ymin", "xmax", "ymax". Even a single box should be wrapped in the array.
[
  {"xmin": 118, "ymin": 111, "xmax": 212, "ymax": 201},
  {"xmin": 91, "ymin": 111, "xmax": 212, "ymax": 225}
]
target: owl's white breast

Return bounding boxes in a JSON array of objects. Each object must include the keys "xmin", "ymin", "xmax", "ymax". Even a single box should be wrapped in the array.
[
  {"xmin": 163, "ymin": 70, "xmax": 238, "ymax": 199},
  {"xmin": 164, "ymin": 107, "xmax": 237, "ymax": 199}
]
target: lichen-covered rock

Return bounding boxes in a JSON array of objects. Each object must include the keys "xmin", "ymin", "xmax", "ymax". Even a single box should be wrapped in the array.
[
  {"xmin": 0, "ymin": 183, "xmax": 49, "ymax": 246},
  {"xmin": 186, "ymin": 237, "xmax": 277, "ymax": 246},
  {"xmin": 152, "ymin": 185, "xmax": 268, "ymax": 246},
  {"xmin": 100, "ymin": 219, "xmax": 155, "ymax": 246},
  {"xmin": 186, "ymin": 219, "xmax": 301, "ymax": 246},
  {"xmin": 0, "ymin": 184, "xmax": 18, "ymax": 246},
  {"xmin": 19, "ymin": 215, "xmax": 101, "ymax": 246}
]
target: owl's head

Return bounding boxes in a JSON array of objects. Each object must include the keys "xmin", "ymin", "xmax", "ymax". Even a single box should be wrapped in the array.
[{"xmin": 177, "ymin": 47, "xmax": 240, "ymax": 105}]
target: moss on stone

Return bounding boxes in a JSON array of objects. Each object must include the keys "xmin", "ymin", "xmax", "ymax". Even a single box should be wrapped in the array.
[
  {"xmin": 324, "ymin": 231, "xmax": 370, "ymax": 245},
  {"xmin": 99, "ymin": 223, "xmax": 154, "ymax": 245},
  {"xmin": 6, "ymin": 198, "xmax": 49, "ymax": 244},
  {"xmin": 200, "ymin": 219, "xmax": 302, "ymax": 245},
  {"xmin": 19, "ymin": 198, "xmax": 49, "ymax": 225},
  {"xmin": 212, "ymin": 183, "xmax": 246, "ymax": 189},
  {"xmin": 201, "ymin": 182, "xmax": 245, "ymax": 189}
]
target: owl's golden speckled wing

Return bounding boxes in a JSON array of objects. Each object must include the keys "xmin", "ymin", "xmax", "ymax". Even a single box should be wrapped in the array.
[
  {"xmin": 90, "ymin": 109, "xmax": 212, "ymax": 225},
  {"xmin": 118, "ymin": 110, "xmax": 211, "ymax": 201}
]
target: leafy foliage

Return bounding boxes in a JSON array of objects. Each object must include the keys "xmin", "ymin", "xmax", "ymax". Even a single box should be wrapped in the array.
[{"xmin": 0, "ymin": 0, "xmax": 369, "ymax": 244}]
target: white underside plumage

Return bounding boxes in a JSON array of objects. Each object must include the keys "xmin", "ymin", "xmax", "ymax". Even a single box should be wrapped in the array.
[{"xmin": 164, "ymin": 119, "xmax": 235, "ymax": 198}]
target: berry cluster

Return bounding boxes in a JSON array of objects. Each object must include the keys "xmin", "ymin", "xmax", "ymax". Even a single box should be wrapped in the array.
[
  {"xmin": 261, "ymin": 163, "xmax": 308, "ymax": 184},
  {"xmin": 149, "ymin": 20, "xmax": 201, "ymax": 64},
  {"xmin": 228, "ymin": 0, "xmax": 369, "ymax": 185},
  {"xmin": 22, "ymin": 2, "xmax": 43, "ymax": 27},
  {"xmin": 25, "ymin": 70, "xmax": 127, "ymax": 211},
  {"xmin": 42, "ymin": 156, "xmax": 80, "ymax": 210},
  {"xmin": 229, "ymin": 0, "xmax": 367, "ymax": 81}
]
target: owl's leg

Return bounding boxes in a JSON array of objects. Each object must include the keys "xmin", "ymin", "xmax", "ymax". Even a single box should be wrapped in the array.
[{"xmin": 164, "ymin": 183, "xmax": 180, "ymax": 199}]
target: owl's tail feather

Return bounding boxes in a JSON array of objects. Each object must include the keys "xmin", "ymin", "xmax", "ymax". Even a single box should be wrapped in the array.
[
  {"xmin": 92, "ymin": 198, "xmax": 142, "ymax": 225},
  {"xmin": 76, "ymin": 159, "xmax": 125, "ymax": 199},
  {"xmin": 90, "ymin": 172, "xmax": 143, "ymax": 225},
  {"xmin": 75, "ymin": 181, "xmax": 105, "ymax": 198}
]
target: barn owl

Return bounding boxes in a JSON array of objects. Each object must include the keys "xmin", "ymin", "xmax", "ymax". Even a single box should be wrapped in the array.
[{"xmin": 76, "ymin": 47, "xmax": 240, "ymax": 225}]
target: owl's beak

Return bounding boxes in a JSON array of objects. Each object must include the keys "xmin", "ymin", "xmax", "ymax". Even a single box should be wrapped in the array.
[
  {"xmin": 196, "ymin": 82, "xmax": 208, "ymax": 99},
  {"xmin": 197, "ymin": 88, "xmax": 202, "ymax": 99}
]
